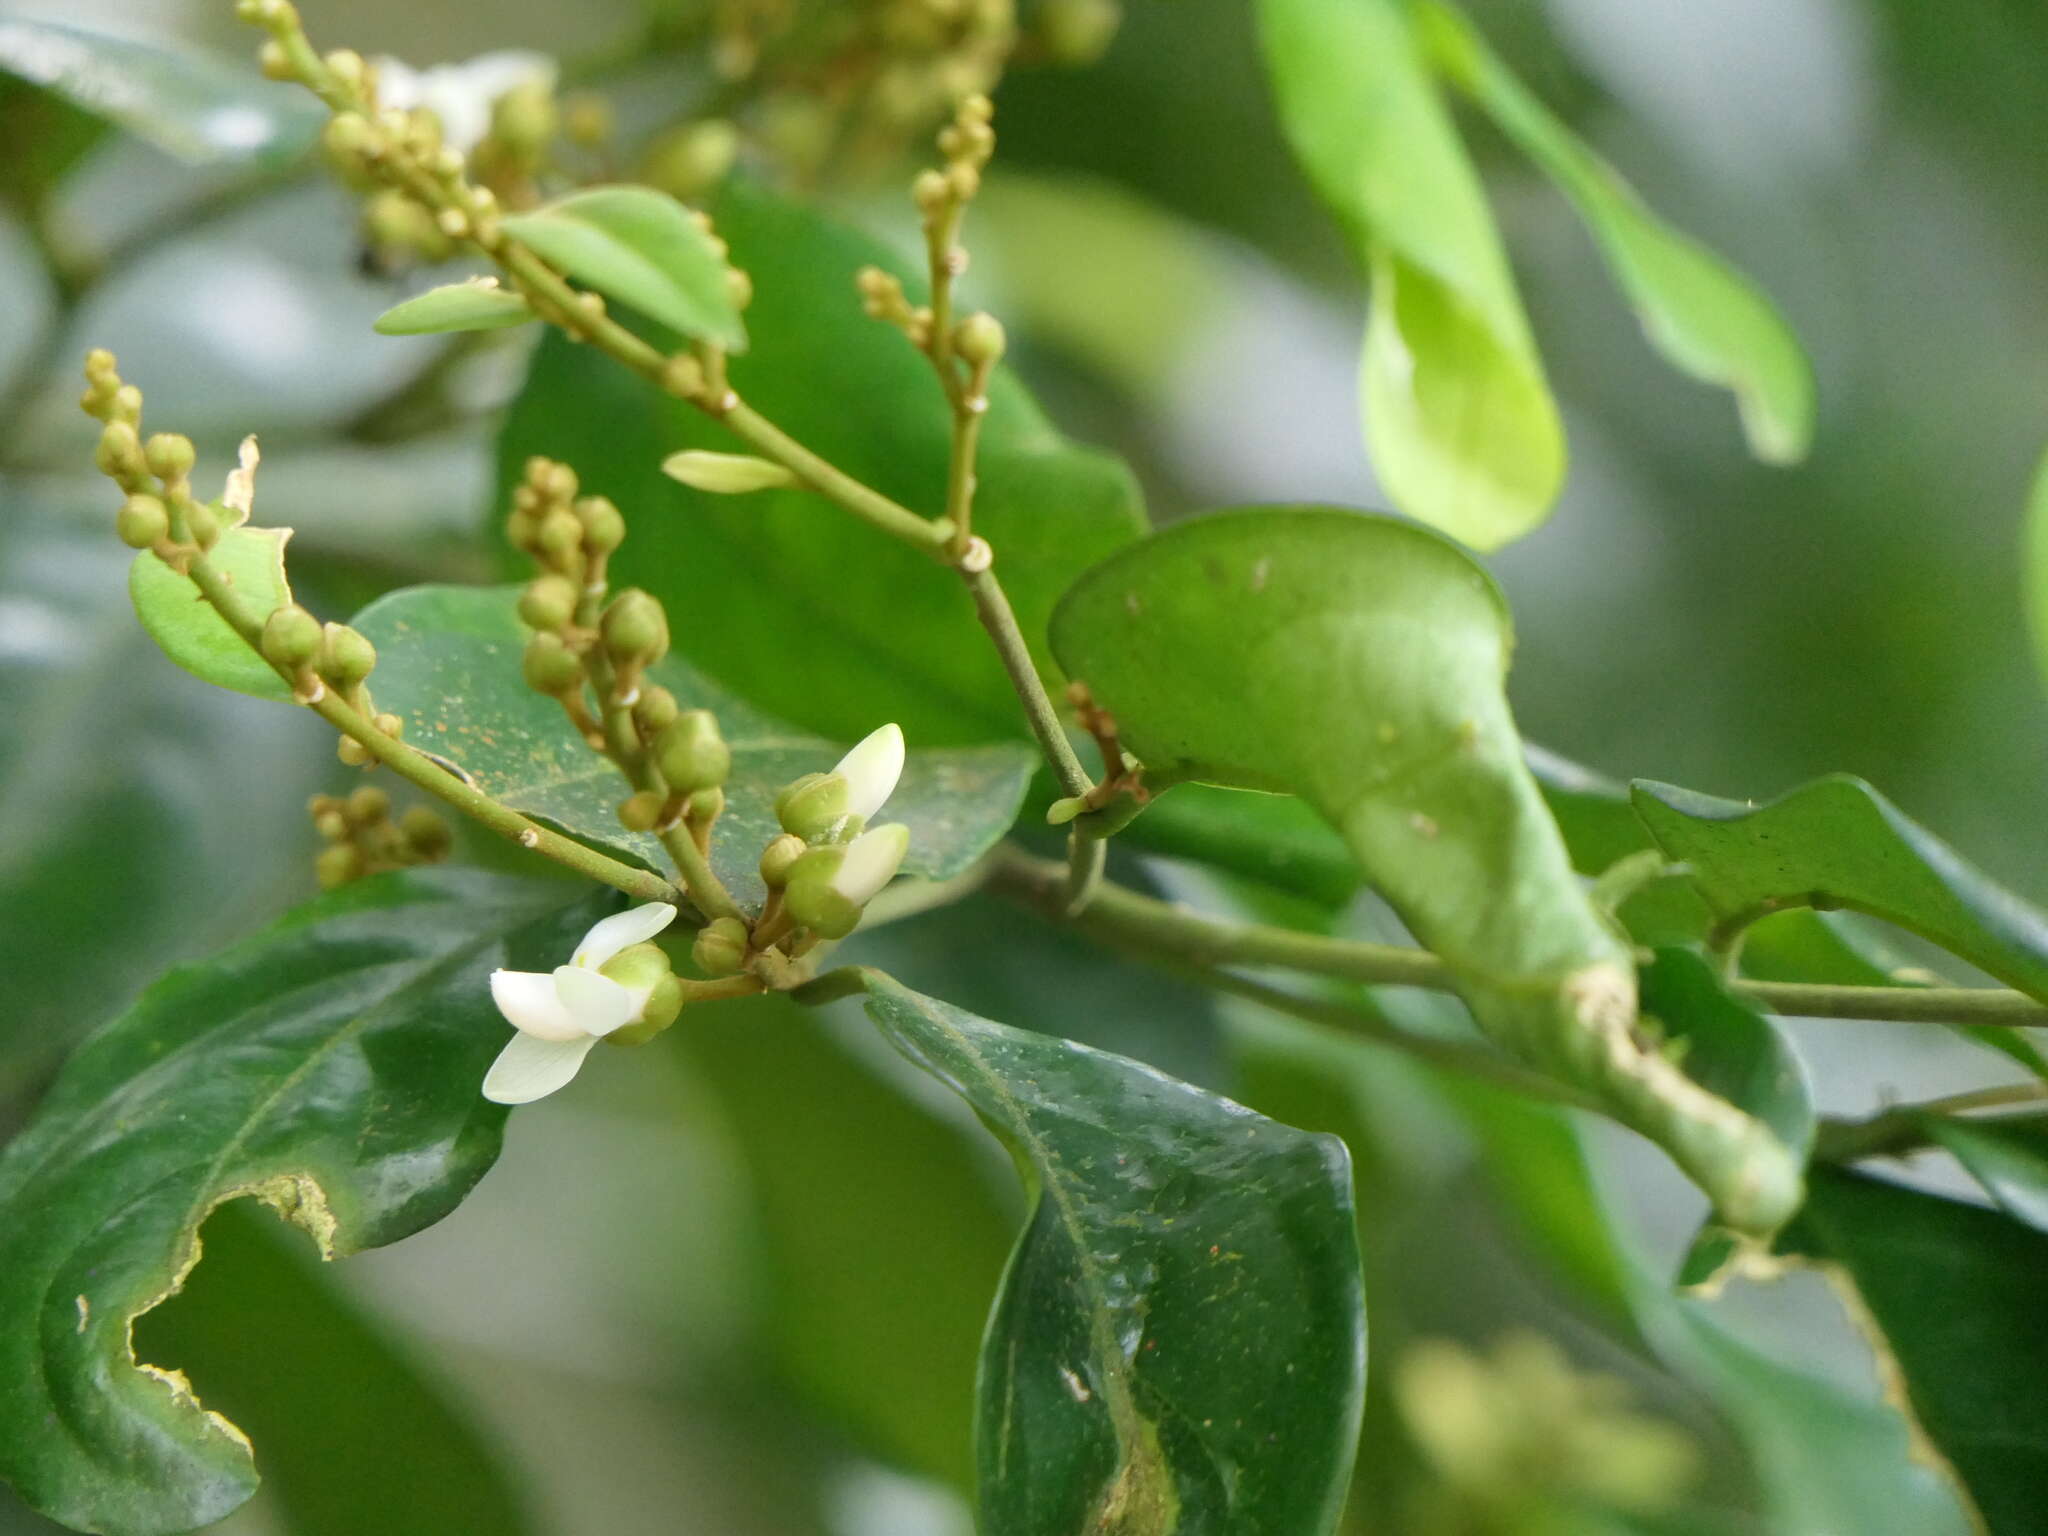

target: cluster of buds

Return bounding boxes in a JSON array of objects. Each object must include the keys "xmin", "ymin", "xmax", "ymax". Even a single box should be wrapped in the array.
[
  {"xmin": 260, "ymin": 602, "xmax": 401, "ymax": 762},
  {"xmin": 756, "ymin": 724, "xmax": 912, "ymax": 943},
  {"xmin": 309, "ymin": 786, "xmax": 453, "ymax": 888}
]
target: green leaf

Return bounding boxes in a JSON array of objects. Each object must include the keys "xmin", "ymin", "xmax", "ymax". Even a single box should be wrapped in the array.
[
  {"xmin": 128, "ymin": 524, "xmax": 294, "ymax": 703},
  {"xmin": 0, "ymin": 74, "xmax": 105, "ymax": 209},
  {"xmin": 1051, "ymin": 506, "xmax": 1801, "ymax": 1232},
  {"xmin": 1417, "ymin": 2, "xmax": 1813, "ymax": 464},
  {"xmin": 1256, "ymin": 0, "xmax": 1563, "ymax": 549},
  {"xmin": 1916, "ymin": 1114, "xmax": 2048, "ymax": 1234},
  {"xmin": 856, "ymin": 970, "xmax": 1364, "ymax": 1535},
  {"xmin": 134, "ymin": 1203, "xmax": 532, "ymax": 1536},
  {"xmin": 1784, "ymin": 1166, "xmax": 2048, "ymax": 1533},
  {"xmin": 0, "ymin": 18, "xmax": 322, "ymax": 166},
  {"xmin": 1115, "ymin": 783, "xmax": 1365, "ymax": 908},
  {"xmin": 352, "ymin": 584, "xmax": 1036, "ymax": 907},
  {"xmin": 495, "ymin": 182, "xmax": 1148, "ymax": 746},
  {"xmin": 498, "ymin": 185, "xmax": 747, "ymax": 351},
  {"xmin": 1632, "ymin": 774, "xmax": 2048, "ymax": 1005},
  {"xmin": 0, "ymin": 868, "xmax": 600, "ymax": 1536},
  {"xmin": 2026, "ymin": 444, "xmax": 2048, "ymax": 691},
  {"xmin": 373, "ymin": 278, "xmax": 536, "ymax": 336},
  {"xmin": 1640, "ymin": 949, "xmax": 1814, "ymax": 1161}
]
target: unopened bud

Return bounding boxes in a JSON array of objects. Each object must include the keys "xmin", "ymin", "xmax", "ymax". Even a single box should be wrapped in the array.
[
  {"xmin": 183, "ymin": 499, "xmax": 222, "ymax": 551},
  {"xmin": 725, "ymin": 268, "xmax": 753, "ymax": 311},
  {"xmin": 522, "ymin": 631, "xmax": 584, "ymax": 696},
  {"xmin": 258, "ymin": 38, "xmax": 292, "ymax": 79},
  {"xmin": 491, "ymin": 79, "xmax": 558, "ymax": 156},
  {"xmin": 601, "ymin": 589, "xmax": 669, "ymax": 665},
  {"xmin": 345, "ymin": 784, "xmax": 391, "ymax": 826},
  {"xmin": 317, "ymin": 843, "xmax": 366, "ymax": 889},
  {"xmin": 116, "ymin": 493, "xmax": 169, "ymax": 549},
  {"xmin": 643, "ymin": 118, "xmax": 738, "ymax": 200},
  {"xmin": 692, "ymin": 916, "xmax": 749, "ymax": 977},
  {"xmin": 954, "ymin": 312, "xmax": 1005, "ymax": 368},
  {"xmin": 95, "ymin": 421, "xmax": 144, "ymax": 482},
  {"xmin": 759, "ymin": 832, "xmax": 806, "ymax": 889},
  {"xmin": 518, "ymin": 574, "xmax": 579, "ymax": 632},
  {"xmin": 400, "ymin": 806, "xmax": 453, "ymax": 859},
  {"xmin": 562, "ymin": 92, "xmax": 613, "ymax": 147},
  {"xmin": 577, "ymin": 495, "xmax": 625, "ymax": 556},
  {"xmin": 374, "ymin": 712, "xmax": 406, "ymax": 738},
  {"xmin": 337, "ymin": 736, "xmax": 372, "ymax": 766},
  {"xmin": 912, "ymin": 168, "xmax": 951, "ymax": 215},
  {"xmin": 536, "ymin": 507, "xmax": 585, "ymax": 568},
  {"xmin": 111, "ymin": 384, "xmax": 143, "ymax": 424},
  {"xmin": 144, "ymin": 432, "xmax": 196, "ymax": 482},
  {"xmin": 775, "ymin": 771, "xmax": 849, "ymax": 841},
  {"xmin": 661, "ymin": 450, "xmax": 796, "ymax": 494},
  {"xmin": 783, "ymin": 824, "xmax": 909, "ymax": 939},
  {"xmin": 321, "ymin": 623, "xmax": 377, "ymax": 686},
  {"xmin": 655, "ymin": 710, "xmax": 730, "ymax": 794},
  {"xmin": 314, "ymin": 810, "xmax": 349, "ymax": 842},
  {"xmin": 633, "ymin": 685, "xmax": 680, "ymax": 735},
  {"xmin": 617, "ymin": 790, "xmax": 665, "ymax": 831},
  {"xmin": 687, "ymin": 785, "xmax": 724, "ymax": 823},
  {"xmin": 261, "ymin": 603, "xmax": 325, "ymax": 670}
]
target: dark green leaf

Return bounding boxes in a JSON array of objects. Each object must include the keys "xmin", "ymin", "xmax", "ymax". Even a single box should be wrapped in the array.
[
  {"xmin": 1256, "ymin": 0, "xmax": 1563, "ymax": 549},
  {"xmin": 0, "ymin": 75, "xmax": 105, "ymax": 209},
  {"xmin": 499, "ymin": 185, "xmax": 746, "ymax": 350},
  {"xmin": 128, "ymin": 524, "xmax": 293, "ymax": 702},
  {"xmin": 352, "ymin": 584, "xmax": 1036, "ymax": 907},
  {"xmin": 373, "ymin": 278, "xmax": 536, "ymax": 336},
  {"xmin": 133, "ymin": 1203, "xmax": 532, "ymax": 1536},
  {"xmin": 0, "ymin": 869, "xmax": 600, "ymax": 1536},
  {"xmin": 1632, "ymin": 774, "xmax": 2048, "ymax": 1004},
  {"xmin": 1051, "ymin": 507, "xmax": 1801, "ymax": 1232},
  {"xmin": 1418, "ymin": 2, "xmax": 1812, "ymax": 464},
  {"xmin": 495, "ymin": 182, "xmax": 1147, "ymax": 746},
  {"xmin": 1785, "ymin": 1167, "xmax": 2048, "ymax": 1534},
  {"xmin": 1116, "ymin": 783, "xmax": 1365, "ymax": 908},
  {"xmin": 856, "ymin": 970, "xmax": 1364, "ymax": 1535},
  {"xmin": 0, "ymin": 19, "xmax": 321, "ymax": 166},
  {"xmin": 1916, "ymin": 1114, "xmax": 2048, "ymax": 1233}
]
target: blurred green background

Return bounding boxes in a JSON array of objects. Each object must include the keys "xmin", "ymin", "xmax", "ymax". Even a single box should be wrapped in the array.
[{"xmin": 2, "ymin": 0, "xmax": 2043, "ymax": 1531}]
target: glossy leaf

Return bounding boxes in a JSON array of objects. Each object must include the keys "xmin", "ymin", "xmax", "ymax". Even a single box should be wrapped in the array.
[
  {"xmin": 1257, "ymin": 0, "xmax": 1563, "ymax": 549},
  {"xmin": 1632, "ymin": 774, "xmax": 2048, "ymax": 1004},
  {"xmin": 1051, "ymin": 507, "xmax": 1801, "ymax": 1232},
  {"xmin": 0, "ymin": 869, "xmax": 601, "ymax": 1536},
  {"xmin": 1116, "ymin": 783, "xmax": 1365, "ymax": 908},
  {"xmin": 495, "ymin": 182, "xmax": 1147, "ymax": 746},
  {"xmin": 1916, "ymin": 1114, "xmax": 2048, "ymax": 1234},
  {"xmin": 499, "ymin": 185, "xmax": 746, "ymax": 351},
  {"xmin": 0, "ymin": 18, "xmax": 321, "ymax": 166},
  {"xmin": 1418, "ymin": 2, "xmax": 1813, "ymax": 464},
  {"xmin": 857, "ymin": 970, "xmax": 1364, "ymax": 1535},
  {"xmin": 373, "ymin": 278, "xmax": 536, "ymax": 336},
  {"xmin": 352, "ymin": 584, "xmax": 1035, "ymax": 907},
  {"xmin": 128, "ymin": 524, "xmax": 294, "ymax": 703},
  {"xmin": 1785, "ymin": 1167, "xmax": 2048, "ymax": 1534}
]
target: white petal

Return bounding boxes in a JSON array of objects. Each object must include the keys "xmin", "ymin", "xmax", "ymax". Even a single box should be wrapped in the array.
[
  {"xmin": 834, "ymin": 723, "xmax": 904, "ymax": 821},
  {"xmin": 490, "ymin": 969, "xmax": 584, "ymax": 1042},
  {"xmin": 831, "ymin": 823, "xmax": 910, "ymax": 906},
  {"xmin": 573, "ymin": 902, "xmax": 678, "ymax": 970},
  {"xmin": 482, "ymin": 1031, "xmax": 600, "ymax": 1104},
  {"xmin": 553, "ymin": 965, "xmax": 640, "ymax": 1038}
]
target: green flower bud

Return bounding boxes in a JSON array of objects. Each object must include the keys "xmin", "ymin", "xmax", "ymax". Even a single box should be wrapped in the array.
[
  {"xmin": 758, "ymin": 832, "xmax": 806, "ymax": 889},
  {"xmin": 655, "ymin": 709, "xmax": 730, "ymax": 794},
  {"xmin": 687, "ymin": 785, "xmax": 724, "ymax": 824},
  {"xmin": 111, "ymin": 384, "xmax": 143, "ymax": 425},
  {"xmin": 617, "ymin": 790, "xmax": 665, "ymax": 831},
  {"xmin": 95, "ymin": 420, "xmax": 143, "ymax": 482},
  {"xmin": 562, "ymin": 92, "xmax": 614, "ymax": 148},
  {"xmin": 541, "ymin": 461, "xmax": 579, "ymax": 503},
  {"xmin": 490, "ymin": 79, "xmax": 558, "ymax": 156},
  {"xmin": 643, "ymin": 118, "xmax": 738, "ymax": 201},
  {"xmin": 522, "ymin": 631, "xmax": 584, "ymax": 696},
  {"xmin": 692, "ymin": 916, "xmax": 749, "ymax": 977},
  {"xmin": 183, "ymin": 498, "xmax": 222, "ymax": 551},
  {"xmin": 783, "ymin": 868, "xmax": 861, "ymax": 941},
  {"xmin": 261, "ymin": 603, "xmax": 325, "ymax": 670},
  {"xmin": 725, "ymin": 267, "xmax": 753, "ymax": 312},
  {"xmin": 336, "ymin": 736, "xmax": 372, "ymax": 766},
  {"xmin": 1039, "ymin": 0, "xmax": 1121, "ymax": 63},
  {"xmin": 610, "ymin": 974, "xmax": 683, "ymax": 1046},
  {"xmin": 911, "ymin": 168, "xmax": 951, "ymax": 215},
  {"xmin": 346, "ymin": 784, "xmax": 391, "ymax": 826},
  {"xmin": 400, "ymin": 806, "xmax": 453, "ymax": 859},
  {"xmin": 775, "ymin": 772, "xmax": 850, "ymax": 841},
  {"xmin": 633, "ymin": 685, "xmax": 680, "ymax": 736},
  {"xmin": 314, "ymin": 810, "xmax": 349, "ymax": 842},
  {"xmin": 535, "ymin": 506, "xmax": 585, "ymax": 568},
  {"xmin": 321, "ymin": 622, "xmax": 377, "ymax": 686},
  {"xmin": 601, "ymin": 589, "xmax": 669, "ymax": 665},
  {"xmin": 116, "ymin": 493, "xmax": 169, "ymax": 549},
  {"xmin": 954, "ymin": 312, "xmax": 1006, "ymax": 368},
  {"xmin": 784, "ymin": 823, "xmax": 908, "ymax": 939},
  {"xmin": 518, "ymin": 574, "xmax": 579, "ymax": 632},
  {"xmin": 316, "ymin": 843, "xmax": 366, "ymax": 890},
  {"xmin": 143, "ymin": 432, "xmax": 196, "ymax": 482},
  {"xmin": 577, "ymin": 495, "xmax": 625, "ymax": 556},
  {"xmin": 374, "ymin": 712, "xmax": 406, "ymax": 738}
]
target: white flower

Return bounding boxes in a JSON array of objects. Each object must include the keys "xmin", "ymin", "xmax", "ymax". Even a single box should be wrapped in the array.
[
  {"xmin": 834, "ymin": 722, "xmax": 904, "ymax": 821},
  {"xmin": 373, "ymin": 50, "xmax": 556, "ymax": 153},
  {"xmin": 831, "ymin": 822, "xmax": 910, "ymax": 905},
  {"xmin": 482, "ymin": 902, "xmax": 675, "ymax": 1104}
]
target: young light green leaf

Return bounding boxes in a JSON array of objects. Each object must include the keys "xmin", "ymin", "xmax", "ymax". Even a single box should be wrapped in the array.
[
  {"xmin": 1418, "ymin": 2, "xmax": 1813, "ymax": 464},
  {"xmin": 129, "ymin": 524, "xmax": 293, "ymax": 702},
  {"xmin": 372, "ymin": 277, "xmax": 535, "ymax": 335},
  {"xmin": 1784, "ymin": 1167, "xmax": 2048, "ymax": 1534},
  {"xmin": 1632, "ymin": 775, "xmax": 2048, "ymax": 1005},
  {"xmin": 499, "ymin": 184, "xmax": 746, "ymax": 350},
  {"xmin": 1257, "ymin": 0, "xmax": 1563, "ymax": 549},
  {"xmin": 0, "ymin": 18, "xmax": 322, "ymax": 166},
  {"xmin": 661, "ymin": 449, "xmax": 798, "ymax": 493},
  {"xmin": 853, "ymin": 970, "xmax": 1364, "ymax": 1536},
  {"xmin": 352, "ymin": 584, "xmax": 1035, "ymax": 907},
  {"xmin": 1051, "ymin": 507, "xmax": 1801, "ymax": 1232},
  {"xmin": 1915, "ymin": 1115, "xmax": 2048, "ymax": 1234},
  {"xmin": 0, "ymin": 869, "xmax": 603, "ymax": 1536},
  {"xmin": 496, "ymin": 184, "xmax": 1146, "ymax": 746}
]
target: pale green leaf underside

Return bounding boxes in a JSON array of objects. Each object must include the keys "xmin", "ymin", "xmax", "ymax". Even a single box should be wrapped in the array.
[
  {"xmin": 1051, "ymin": 507, "xmax": 1801, "ymax": 1231},
  {"xmin": 129, "ymin": 524, "xmax": 293, "ymax": 702},
  {"xmin": 500, "ymin": 184, "xmax": 747, "ymax": 350},
  {"xmin": 856, "ymin": 970, "xmax": 1364, "ymax": 1536},
  {"xmin": 353, "ymin": 584, "xmax": 1036, "ymax": 908},
  {"xmin": 373, "ymin": 279, "xmax": 535, "ymax": 335},
  {"xmin": 0, "ymin": 870, "xmax": 599, "ymax": 1536},
  {"xmin": 1257, "ymin": 0, "xmax": 1563, "ymax": 549},
  {"xmin": 1419, "ymin": 1, "xmax": 1813, "ymax": 464}
]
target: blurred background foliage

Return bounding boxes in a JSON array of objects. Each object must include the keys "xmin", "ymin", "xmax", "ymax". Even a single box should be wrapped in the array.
[{"xmin": 2, "ymin": 0, "xmax": 2044, "ymax": 1531}]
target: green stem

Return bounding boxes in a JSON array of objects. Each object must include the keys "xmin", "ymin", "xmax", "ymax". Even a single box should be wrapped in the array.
[
  {"xmin": 963, "ymin": 569, "xmax": 1091, "ymax": 799},
  {"xmin": 1814, "ymin": 1083, "xmax": 2048, "ymax": 1164}
]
